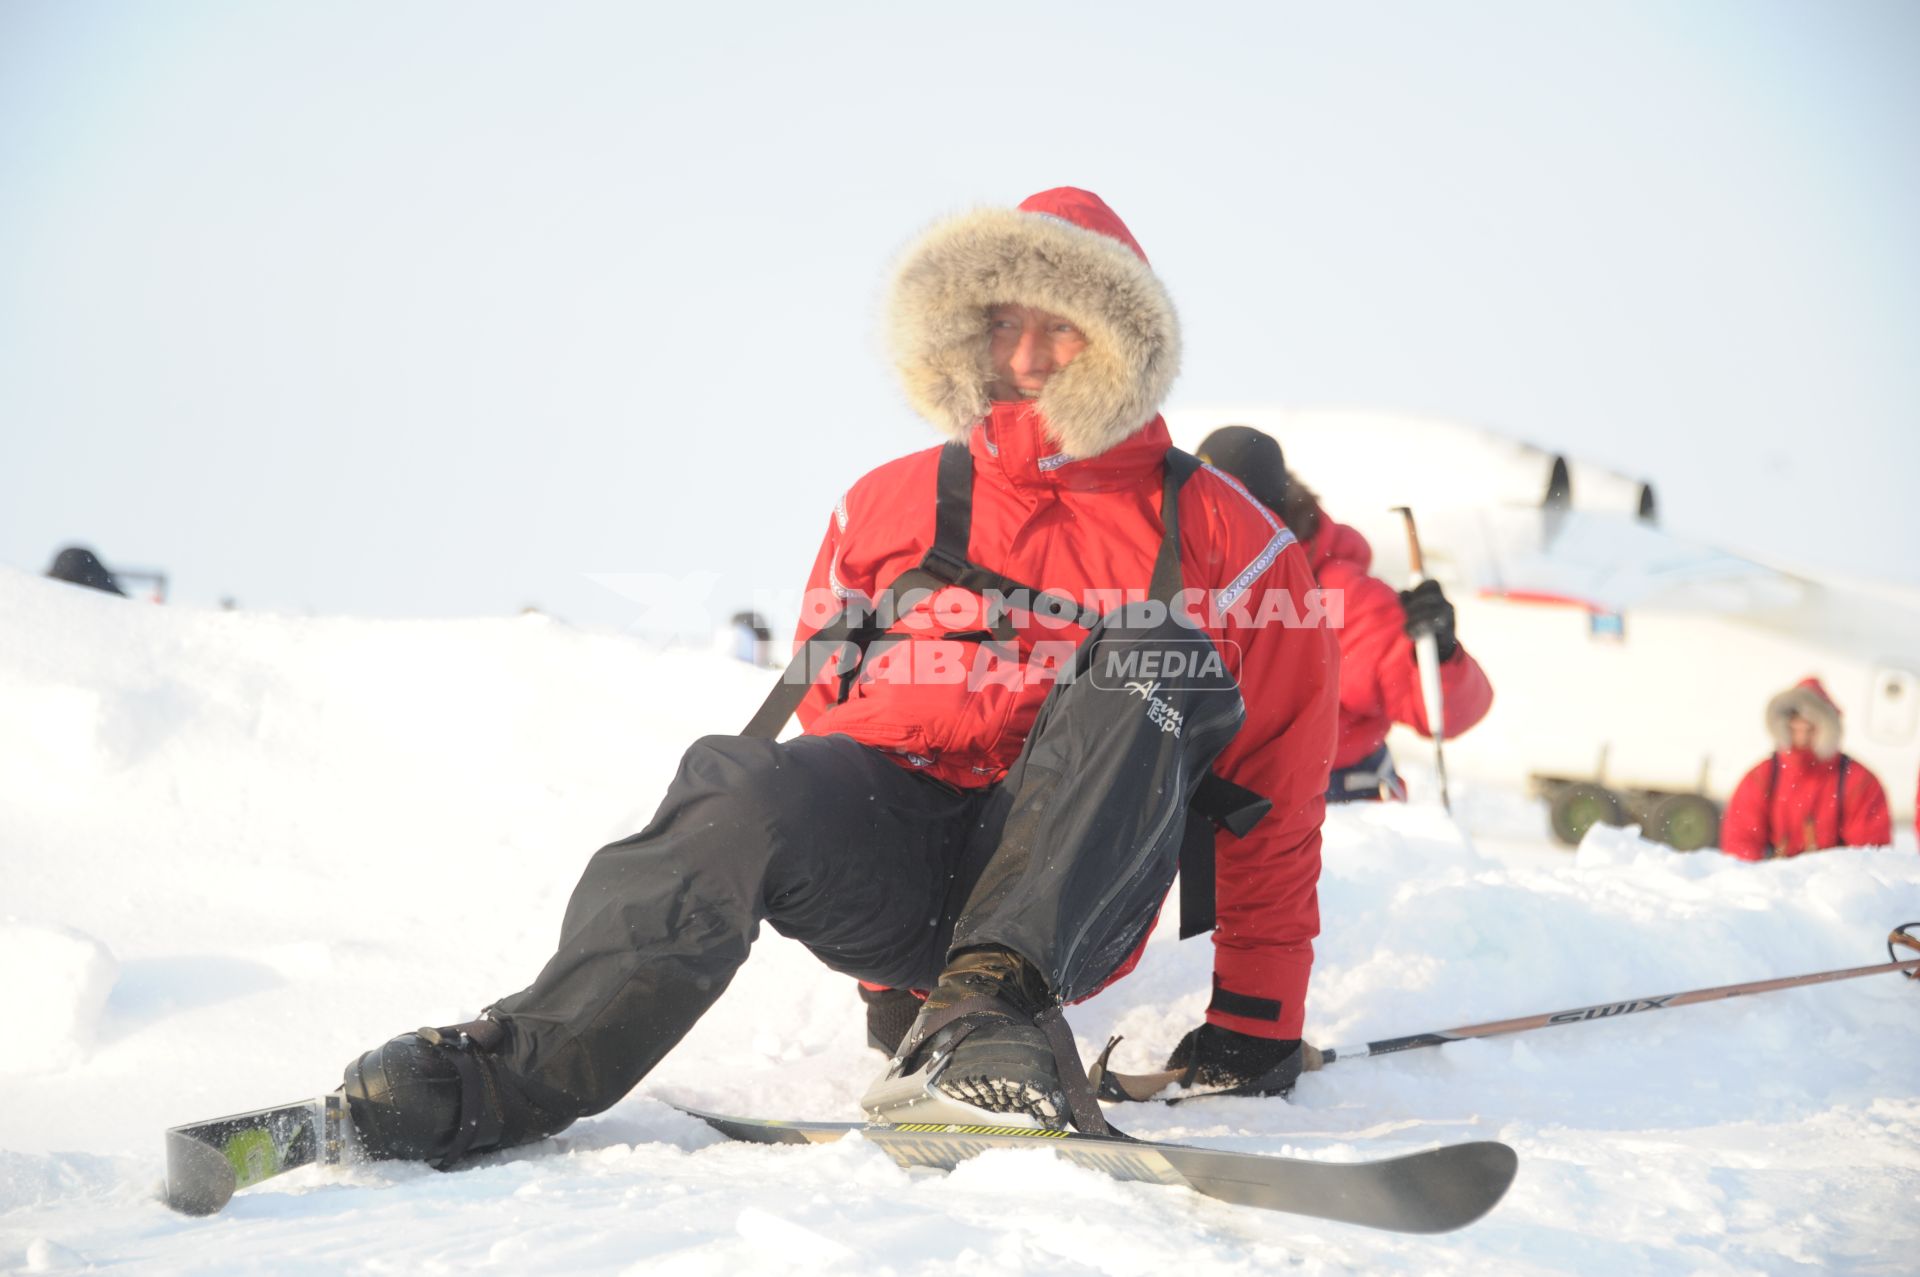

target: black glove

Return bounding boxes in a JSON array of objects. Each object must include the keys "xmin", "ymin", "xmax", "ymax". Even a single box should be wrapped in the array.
[
  {"xmin": 1398, "ymin": 579, "xmax": 1458, "ymax": 662},
  {"xmin": 1164, "ymin": 1024, "xmax": 1306, "ymax": 1097}
]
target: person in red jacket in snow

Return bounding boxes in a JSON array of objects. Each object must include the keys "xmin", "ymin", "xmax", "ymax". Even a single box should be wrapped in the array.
[
  {"xmin": 1196, "ymin": 426, "xmax": 1492, "ymax": 802},
  {"xmin": 333, "ymin": 189, "xmax": 1339, "ymax": 1164},
  {"xmin": 1720, "ymin": 677, "xmax": 1892, "ymax": 859}
]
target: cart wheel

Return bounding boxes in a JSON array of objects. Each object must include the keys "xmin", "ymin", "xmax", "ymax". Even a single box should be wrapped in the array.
[
  {"xmin": 1549, "ymin": 783, "xmax": 1624, "ymax": 847},
  {"xmin": 1650, "ymin": 793, "xmax": 1720, "ymax": 852}
]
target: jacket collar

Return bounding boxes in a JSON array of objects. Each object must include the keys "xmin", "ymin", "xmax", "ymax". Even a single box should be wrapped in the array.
[{"xmin": 970, "ymin": 400, "xmax": 1172, "ymax": 492}]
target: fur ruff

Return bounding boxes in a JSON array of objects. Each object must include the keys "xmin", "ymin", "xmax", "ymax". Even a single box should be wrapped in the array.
[
  {"xmin": 1766, "ymin": 681, "xmax": 1843, "ymax": 760},
  {"xmin": 887, "ymin": 207, "xmax": 1180, "ymax": 460}
]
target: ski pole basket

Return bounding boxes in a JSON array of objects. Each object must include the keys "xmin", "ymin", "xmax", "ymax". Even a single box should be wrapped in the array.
[{"xmin": 1890, "ymin": 922, "xmax": 1920, "ymax": 981}]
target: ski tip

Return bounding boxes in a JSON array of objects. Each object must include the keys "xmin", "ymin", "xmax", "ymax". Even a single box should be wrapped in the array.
[
  {"xmin": 1401, "ymin": 1140, "xmax": 1519, "ymax": 1234},
  {"xmin": 163, "ymin": 1130, "xmax": 238, "ymax": 1216}
]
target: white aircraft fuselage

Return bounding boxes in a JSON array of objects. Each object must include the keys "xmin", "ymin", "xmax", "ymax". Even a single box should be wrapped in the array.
[{"xmin": 1169, "ymin": 407, "xmax": 1920, "ymax": 830}]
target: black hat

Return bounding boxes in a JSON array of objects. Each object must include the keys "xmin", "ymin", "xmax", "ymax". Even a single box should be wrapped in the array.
[{"xmin": 1196, "ymin": 425, "xmax": 1288, "ymax": 513}]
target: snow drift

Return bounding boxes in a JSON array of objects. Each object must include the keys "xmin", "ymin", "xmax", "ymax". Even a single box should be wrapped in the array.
[{"xmin": 1, "ymin": 566, "xmax": 1916, "ymax": 1274}]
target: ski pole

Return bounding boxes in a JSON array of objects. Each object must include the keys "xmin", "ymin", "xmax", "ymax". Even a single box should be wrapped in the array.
[
  {"xmin": 1323, "ymin": 921, "xmax": 1920, "ymax": 1063},
  {"xmin": 1092, "ymin": 924, "xmax": 1920, "ymax": 1101},
  {"xmin": 1390, "ymin": 505, "xmax": 1449, "ymax": 812}
]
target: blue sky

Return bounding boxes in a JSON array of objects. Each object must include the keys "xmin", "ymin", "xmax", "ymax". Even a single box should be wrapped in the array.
[{"xmin": 2, "ymin": 1, "xmax": 1915, "ymax": 633}]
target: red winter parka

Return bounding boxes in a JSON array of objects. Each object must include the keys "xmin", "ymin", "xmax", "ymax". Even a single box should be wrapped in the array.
[
  {"xmin": 1720, "ymin": 679, "xmax": 1892, "ymax": 858},
  {"xmin": 790, "ymin": 189, "xmax": 1339, "ymax": 1041},
  {"xmin": 1307, "ymin": 519, "xmax": 1493, "ymax": 770},
  {"xmin": 1721, "ymin": 751, "xmax": 1892, "ymax": 858}
]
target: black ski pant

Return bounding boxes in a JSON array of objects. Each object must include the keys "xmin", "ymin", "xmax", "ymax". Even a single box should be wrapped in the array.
[{"xmin": 481, "ymin": 607, "xmax": 1244, "ymax": 1141}]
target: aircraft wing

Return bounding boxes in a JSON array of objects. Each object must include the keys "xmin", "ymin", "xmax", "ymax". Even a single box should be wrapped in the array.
[{"xmin": 1445, "ymin": 507, "xmax": 1809, "ymax": 616}]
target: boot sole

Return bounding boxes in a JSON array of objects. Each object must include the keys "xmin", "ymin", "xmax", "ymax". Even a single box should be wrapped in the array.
[{"xmin": 861, "ymin": 1024, "xmax": 1066, "ymax": 1130}]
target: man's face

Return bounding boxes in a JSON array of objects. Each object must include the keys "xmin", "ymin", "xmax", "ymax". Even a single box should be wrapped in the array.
[
  {"xmin": 1788, "ymin": 713, "xmax": 1815, "ymax": 751},
  {"xmin": 987, "ymin": 304, "xmax": 1088, "ymax": 402}
]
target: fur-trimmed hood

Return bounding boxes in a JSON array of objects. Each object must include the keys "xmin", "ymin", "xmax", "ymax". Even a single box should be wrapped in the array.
[
  {"xmin": 1767, "ymin": 676, "xmax": 1843, "ymax": 760},
  {"xmin": 887, "ymin": 187, "xmax": 1180, "ymax": 461}
]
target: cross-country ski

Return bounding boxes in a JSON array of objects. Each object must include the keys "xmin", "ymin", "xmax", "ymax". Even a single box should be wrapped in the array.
[{"xmin": 161, "ymin": 1095, "xmax": 1517, "ymax": 1234}]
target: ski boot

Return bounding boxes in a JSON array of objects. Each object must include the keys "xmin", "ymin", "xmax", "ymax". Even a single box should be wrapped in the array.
[
  {"xmin": 342, "ymin": 1018, "xmax": 509, "ymax": 1167},
  {"xmin": 860, "ymin": 947, "xmax": 1084, "ymax": 1131}
]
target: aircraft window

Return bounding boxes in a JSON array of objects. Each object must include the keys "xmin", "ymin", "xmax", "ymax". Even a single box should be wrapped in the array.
[{"xmin": 1866, "ymin": 667, "xmax": 1919, "ymax": 745}]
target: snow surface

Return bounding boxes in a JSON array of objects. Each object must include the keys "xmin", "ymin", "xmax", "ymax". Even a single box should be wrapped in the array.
[{"xmin": 3, "ymin": 566, "xmax": 1917, "ymax": 1274}]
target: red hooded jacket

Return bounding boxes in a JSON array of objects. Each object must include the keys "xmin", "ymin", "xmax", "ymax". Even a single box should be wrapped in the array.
[
  {"xmin": 1307, "ymin": 519, "xmax": 1493, "ymax": 770},
  {"xmin": 1721, "ymin": 752, "xmax": 1892, "ymax": 858},
  {"xmin": 790, "ymin": 189, "xmax": 1339, "ymax": 1040},
  {"xmin": 1720, "ymin": 679, "xmax": 1892, "ymax": 857}
]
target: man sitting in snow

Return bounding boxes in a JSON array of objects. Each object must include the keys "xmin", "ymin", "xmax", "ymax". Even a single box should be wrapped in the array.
[
  {"xmin": 337, "ymin": 188, "xmax": 1339, "ymax": 1166},
  {"xmin": 1720, "ymin": 677, "xmax": 1892, "ymax": 859},
  {"xmin": 1195, "ymin": 426, "xmax": 1492, "ymax": 803}
]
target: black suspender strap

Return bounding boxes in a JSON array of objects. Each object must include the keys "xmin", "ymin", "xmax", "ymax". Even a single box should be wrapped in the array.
[
  {"xmin": 930, "ymin": 440, "xmax": 974, "ymax": 583},
  {"xmin": 742, "ymin": 446, "xmax": 1274, "ymax": 944},
  {"xmin": 1760, "ymin": 750, "xmax": 1853, "ymax": 856},
  {"xmin": 1763, "ymin": 753, "xmax": 1781, "ymax": 858},
  {"xmin": 740, "ymin": 601, "xmax": 886, "ymax": 739},
  {"xmin": 1835, "ymin": 755, "xmax": 1850, "ymax": 849},
  {"xmin": 900, "ymin": 443, "xmax": 1106, "ymax": 632},
  {"xmin": 1152, "ymin": 449, "xmax": 1202, "ymax": 607},
  {"xmin": 741, "ymin": 444, "xmax": 985, "ymax": 741}
]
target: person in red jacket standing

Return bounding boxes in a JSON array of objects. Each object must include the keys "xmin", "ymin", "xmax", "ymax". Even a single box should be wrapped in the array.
[
  {"xmin": 1196, "ymin": 426, "xmax": 1492, "ymax": 802},
  {"xmin": 329, "ymin": 189, "xmax": 1338, "ymax": 1165},
  {"xmin": 1720, "ymin": 677, "xmax": 1892, "ymax": 859}
]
